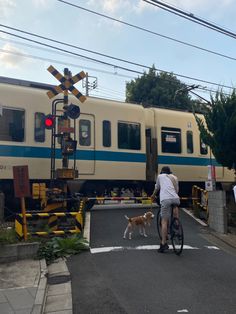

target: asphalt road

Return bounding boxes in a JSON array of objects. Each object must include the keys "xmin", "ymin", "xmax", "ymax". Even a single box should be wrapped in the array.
[{"xmin": 67, "ymin": 206, "xmax": 236, "ymax": 314}]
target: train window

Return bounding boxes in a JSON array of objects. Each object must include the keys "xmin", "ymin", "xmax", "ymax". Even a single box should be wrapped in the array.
[
  {"xmin": 200, "ymin": 137, "xmax": 208, "ymax": 155},
  {"xmin": 0, "ymin": 108, "xmax": 25, "ymax": 142},
  {"xmin": 186, "ymin": 130, "xmax": 193, "ymax": 154},
  {"xmin": 118, "ymin": 122, "xmax": 141, "ymax": 150},
  {"xmin": 79, "ymin": 119, "xmax": 91, "ymax": 146},
  {"xmin": 103, "ymin": 120, "xmax": 111, "ymax": 147},
  {"xmin": 34, "ymin": 112, "xmax": 45, "ymax": 142},
  {"xmin": 161, "ymin": 127, "xmax": 181, "ymax": 154}
]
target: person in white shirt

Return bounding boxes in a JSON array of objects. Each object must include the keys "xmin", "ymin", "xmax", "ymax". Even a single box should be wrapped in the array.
[{"xmin": 151, "ymin": 166, "xmax": 180, "ymax": 253}]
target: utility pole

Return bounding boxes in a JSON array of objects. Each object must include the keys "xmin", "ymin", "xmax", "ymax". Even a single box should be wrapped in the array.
[
  {"xmin": 83, "ymin": 72, "xmax": 98, "ymax": 96},
  {"xmin": 85, "ymin": 72, "xmax": 89, "ymax": 96}
]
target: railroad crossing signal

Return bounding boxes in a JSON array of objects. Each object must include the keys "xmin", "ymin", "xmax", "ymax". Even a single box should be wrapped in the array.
[
  {"xmin": 46, "ymin": 65, "xmax": 86, "ymax": 103},
  {"xmin": 44, "ymin": 114, "xmax": 55, "ymax": 129}
]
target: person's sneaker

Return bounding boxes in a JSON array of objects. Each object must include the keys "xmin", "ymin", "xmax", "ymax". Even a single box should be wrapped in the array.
[
  {"xmin": 158, "ymin": 243, "xmax": 169, "ymax": 253},
  {"xmin": 164, "ymin": 243, "xmax": 169, "ymax": 250}
]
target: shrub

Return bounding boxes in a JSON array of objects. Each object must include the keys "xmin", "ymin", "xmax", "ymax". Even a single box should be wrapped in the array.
[
  {"xmin": 37, "ymin": 234, "xmax": 89, "ymax": 264},
  {"xmin": 0, "ymin": 227, "xmax": 18, "ymax": 244}
]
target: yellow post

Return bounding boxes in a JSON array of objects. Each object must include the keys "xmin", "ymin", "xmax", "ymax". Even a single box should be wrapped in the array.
[{"xmin": 20, "ymin": 197, "xmax": 28, "ymax": 241}]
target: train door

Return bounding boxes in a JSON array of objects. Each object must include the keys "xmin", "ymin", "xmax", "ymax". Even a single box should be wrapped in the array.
[
  {"xmin": 77, "ymin": 114, "xmax": 95, "ymax": 175},
  {"xmin": 145, "ymin": 128, "xmax": 157, "ymax": 181}
]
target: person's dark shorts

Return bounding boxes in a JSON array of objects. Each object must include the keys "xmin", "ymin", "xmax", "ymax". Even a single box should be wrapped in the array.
[{"xmin": 160, "ymin": 198, "xmax": 180, "ymax": 219}]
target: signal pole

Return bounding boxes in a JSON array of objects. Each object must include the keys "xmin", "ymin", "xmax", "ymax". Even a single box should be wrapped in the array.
[{"xmin": 46, "ymin": 65, "xmax": 86, "ymax": 181}]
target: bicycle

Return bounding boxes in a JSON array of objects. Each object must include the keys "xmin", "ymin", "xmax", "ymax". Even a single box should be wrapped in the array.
[{"xmin": 156, "ymin": 204, "xmax": 184, "ymax": 255}]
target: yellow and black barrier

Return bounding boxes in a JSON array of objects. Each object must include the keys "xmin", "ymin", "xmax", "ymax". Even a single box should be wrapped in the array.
[
  {"xmin": 15, "ymin": 211, "xmax": 84, "ymax": 238},
  {"xmin": 192, "ymin": 185, "xmax": 208, "ymax": 210},
  {"xmin": 192, "ymin": 185, "xmax": 208, "ymax": 221}
]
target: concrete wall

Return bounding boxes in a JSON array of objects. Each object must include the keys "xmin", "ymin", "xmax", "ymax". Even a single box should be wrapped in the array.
[
  {"xmin": 208, "ymin": 190, "xmax": 227, "ymax": 234},
  {"xmin": 0, "ymin": 242, "xmax": 40, "ymax": 263}
]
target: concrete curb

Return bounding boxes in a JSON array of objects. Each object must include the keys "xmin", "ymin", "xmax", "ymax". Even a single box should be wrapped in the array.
[
  {"xmin": 209, "ymin": 230, "xmax": 236, "ymax": 250},
  {"xmin": 32, "ymin": 259, "xmax": 48, "ymax": 314},
  {"xmin": 83, "ymin": 211, "xmax": 90, "ymax": 244},
  {"xmin": 44, "ymin": 258, "xmax": 73, "ymax": 314}
]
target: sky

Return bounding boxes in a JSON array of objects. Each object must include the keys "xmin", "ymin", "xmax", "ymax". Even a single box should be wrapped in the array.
[{"xmin": 1, "ymin": 0, "xmax": 236, "ymax": 102}]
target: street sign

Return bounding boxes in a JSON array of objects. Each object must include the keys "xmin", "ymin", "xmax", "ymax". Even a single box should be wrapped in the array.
[
  {"xmin": 13, "ymin": 165, "xmax": 31, "ymax": 198},
  {"xmin": 47, "ymin": 65, "xmax": 86, "ymax": 103}
]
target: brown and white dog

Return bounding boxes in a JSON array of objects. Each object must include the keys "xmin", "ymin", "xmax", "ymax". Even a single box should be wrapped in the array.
[{"xmin": 123, "ymin": 211, "xmax": 155, "ymax": 239}]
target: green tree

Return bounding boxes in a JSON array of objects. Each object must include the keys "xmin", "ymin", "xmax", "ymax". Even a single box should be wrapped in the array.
[
  {"xmin": 126, "ymin": 65, "xmax": 195, "ymax": 110},
  {"xmin": 194, "ymin": 90, "xmax": 236, "ymax": 172}
]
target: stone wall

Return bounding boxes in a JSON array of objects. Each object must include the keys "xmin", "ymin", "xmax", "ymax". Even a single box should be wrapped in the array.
[
  {"xmin": 0, "ymin": 242, "xmax": 39, "ymax": 263},
  {"xmin": 208, "ymin": 190, "xmax": 227, "ymax": 234}
]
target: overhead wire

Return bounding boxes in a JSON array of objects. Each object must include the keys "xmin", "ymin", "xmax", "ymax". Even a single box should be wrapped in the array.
[
  {"xmin": 0, "ymin": 43, "xmax": 135, "ymax": 79},
  {"xmin": 144, "ymin": 0, "xmax": 236, "ymax": 40},
  {"xmin": 0, "ymin": 27, "xmax": 234, "ymax": 91},
  {"xmin": 56, "ymin": 0, "xmax": 236, "ymax": 62},
  {"xmin": 1, "ymin": 42, "xmax": 226, "ymax": 98},
  {"xmin": 0, "ymin": 24, "xmax": 155, "ymax": 71}
]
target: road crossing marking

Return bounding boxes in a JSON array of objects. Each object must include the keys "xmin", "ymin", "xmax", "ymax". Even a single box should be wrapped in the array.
[
  {"xmin": 90, "ymin": 244, "xmax": 217, "ymax": 254},
  {"xmin": 204, "ymin": 245, "xmax": 220, "ymax": 250}
]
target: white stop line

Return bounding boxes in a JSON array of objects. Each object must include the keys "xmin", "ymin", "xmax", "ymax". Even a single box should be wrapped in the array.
[{"xmin": 90, "ymin": 244, "xmax": 219, "ymax": 254}]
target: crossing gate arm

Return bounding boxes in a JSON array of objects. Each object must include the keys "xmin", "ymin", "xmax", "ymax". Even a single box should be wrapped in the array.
[{"xmin": 87, "ymin": 196, "xmax": 199, "ymax": 203}]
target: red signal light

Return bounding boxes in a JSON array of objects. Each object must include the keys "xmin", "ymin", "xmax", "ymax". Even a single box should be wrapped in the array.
[{"xmin": 44, "ymin": 114, "xmax": 54, "ymax": 129}]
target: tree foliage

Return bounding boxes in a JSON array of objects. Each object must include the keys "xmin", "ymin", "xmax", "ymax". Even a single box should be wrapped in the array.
[
  {"xmin": 126, "ymin": 65, "xmax": 195, "ymax": 110},
  {"xmin": 194, "ymin": 91, "xmax": 236, "ymax": 171}
]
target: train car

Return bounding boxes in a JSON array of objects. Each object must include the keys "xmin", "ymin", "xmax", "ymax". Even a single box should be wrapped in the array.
[
  {"xmin": 0, "ymin": 76, "xmax": 234, "ymax": 211},
  {"xmin": 144, "ymin": 108, "xmax": 234, "ymax": 192}
]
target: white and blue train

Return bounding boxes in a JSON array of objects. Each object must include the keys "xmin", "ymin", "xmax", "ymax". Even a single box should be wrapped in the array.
[{"xmin": 0, "ymin": 76, "xmax": 234, "ymax": 210}]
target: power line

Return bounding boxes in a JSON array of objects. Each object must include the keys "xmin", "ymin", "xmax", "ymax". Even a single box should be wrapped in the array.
[
  {"xmin": 0, "ymin": 29, "xmax": 145, "ymax": 74},
  {"xmin": 1, "ymin": 43, "xmax": 229, "ymax": 99},
  {"xmin": 89, "ymin": 89, "xmax": 125, "ymax": 102},
  {"xmin": 0, "ymin": 27, "xmax": 234, "ymax": 91},
  {"xmin": 0, "ymin": 24, "xmax": 153, "ymax": 71},
  {"xmin": 0, "ymin": 43, "xmax": 135, "ymax": 79},
  {"xmin": 96, "ymin": 86, "xmax": 126, "ymax": 96},
  {"xmin": 144, "ymin": 0, "xmax": 236, "ymax": 40},
  {"xmin": 1, "ymin": 45, "xmax": 230, "ymax": 99},
  {"xmin": 56, "ymin": 0, "xmax": 236, "ymax": 62}
]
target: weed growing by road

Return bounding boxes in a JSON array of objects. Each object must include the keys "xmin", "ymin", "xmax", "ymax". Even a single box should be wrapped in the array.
[
  {"xmin": 37, "ymin": 235, "xmax": 89, "ymax": 264},
  {"xmin": 0, "ymin": 225, "xmax": 18, "ymax": 244}
]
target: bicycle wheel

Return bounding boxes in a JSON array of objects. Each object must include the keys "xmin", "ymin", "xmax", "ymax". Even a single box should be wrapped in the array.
[
  {"xmin": 170, "ymin": 218, "xmax": 184, "ymax": 255},
  {"xmin": 156, "ymin": 208, "xmax": 162, "ymax": 240}
]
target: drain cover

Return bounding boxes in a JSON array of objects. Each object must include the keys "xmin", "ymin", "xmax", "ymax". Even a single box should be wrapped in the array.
[{"xmin": 48, "ymin": 275, "xmax": 71, "ymax": 285}]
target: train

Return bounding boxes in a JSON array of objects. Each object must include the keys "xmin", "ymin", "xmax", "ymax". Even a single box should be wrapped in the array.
[{"xmin": 0, "ymin": 75, "xmax": 234, "ymax": 212}]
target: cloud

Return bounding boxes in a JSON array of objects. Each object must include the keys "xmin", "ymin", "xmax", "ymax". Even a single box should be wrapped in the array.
[
  {"xmin": 87, "ymin": 0, "xmax": 149, "ymax": 14},
  {"xmin": 0, "ymin": 43, "xmax": 26, "ymax": 68},
  {"xmin": 0, "ymin": 0, "xmax": 16, "ymax": 19},
  {"xmin": 31, "ymin": 0, "xmax": 56, "ymax": 10}
]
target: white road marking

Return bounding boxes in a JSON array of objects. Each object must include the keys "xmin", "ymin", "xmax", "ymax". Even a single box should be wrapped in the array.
[
  {"xmin": 91, "ymin": 246, "xmax": 124, "ymax": 254},
  {"xmin": 90, "ymin": 244, "xmax": 200, "ymax": 254},
  {"xmin": 204, "ymin": 245, "xmax": 220, "ymax": 250},
  {"xmin": 177, "ymin": 309, "xmax": 189, "ymax": 313}
]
